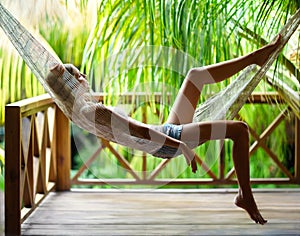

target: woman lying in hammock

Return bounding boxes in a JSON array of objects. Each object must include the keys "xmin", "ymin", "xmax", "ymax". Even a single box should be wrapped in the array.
[{"xmin": 47, "ymin": 35, "xmax": 281, "ymax": 225}]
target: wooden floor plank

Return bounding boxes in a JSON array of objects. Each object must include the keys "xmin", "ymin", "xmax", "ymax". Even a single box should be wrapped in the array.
[{"xmin": 22, "ymin": 189, "xmax": 300, "ymax": 235}]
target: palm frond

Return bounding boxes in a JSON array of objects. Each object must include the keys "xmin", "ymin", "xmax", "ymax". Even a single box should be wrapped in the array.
[{"xmin": 0, "ymin": 0, "xmax": 95, "ymax": 124}]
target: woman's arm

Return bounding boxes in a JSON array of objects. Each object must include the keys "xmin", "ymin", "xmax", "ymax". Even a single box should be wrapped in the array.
[{"xmin": 107, "ymin": 107, "xmax": 197, "ymax": 170}]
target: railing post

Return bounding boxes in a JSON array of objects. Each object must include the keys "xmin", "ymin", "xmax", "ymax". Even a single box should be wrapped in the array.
[
  {"xmin": 219, "ymin": 140, "xmax": 225, "ymax": 180},
  {"xmin": 55, "ymin": 107, "xmax": 71, "ymax": 191},
  {"xmin": 5, "ymin": 106, "xmax": 21, "ymax": 236},
  {"xmin": 295, "ymin": 116, "xmax": 300, "ymax": 183}
]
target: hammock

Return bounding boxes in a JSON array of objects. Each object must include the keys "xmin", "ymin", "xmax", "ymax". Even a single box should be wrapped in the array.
[{"xmin": 1, "ymin": 3, "xmax": 299, "ymax": 172}]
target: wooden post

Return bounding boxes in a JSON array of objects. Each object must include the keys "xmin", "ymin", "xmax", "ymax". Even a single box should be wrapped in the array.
[
  {"xmin": 142, "ymin": 105, "xmax": 147, "ymax": 180},
  {"xmin": 5, "ymin": 106, "xmax": 21, "ymax": 236},
  {"xmin": 219, "ymin": 140, "xmax": 225, "ymax": 180},
  {"xmin": 55, "ymin": 107, "xmax": 71, "ymax": 191},
  {"xmin": 295, "ymin": 116, "xmax": 300, "ymax": 183}
]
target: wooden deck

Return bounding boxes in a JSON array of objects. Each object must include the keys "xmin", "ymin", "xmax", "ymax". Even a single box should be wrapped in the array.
[{"xmin": 21, "ymin": 189, "xmax": 300, "ymax": 235}]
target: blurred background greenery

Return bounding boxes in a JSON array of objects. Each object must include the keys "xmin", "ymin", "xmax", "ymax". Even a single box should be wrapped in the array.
[{"xmin": 0, "ymin": 0, "xmax": 299, "ymax": 190}]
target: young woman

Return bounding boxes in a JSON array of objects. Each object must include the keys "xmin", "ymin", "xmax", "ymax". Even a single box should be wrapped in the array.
[{"xmin": 47, "ymin": 35, "xmax": 281, "ymax": 225}]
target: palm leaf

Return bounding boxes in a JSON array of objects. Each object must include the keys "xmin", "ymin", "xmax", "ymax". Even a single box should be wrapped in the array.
[{"xmin": 0, "ymin": 0, "xmax": 95, "ymax": 124}]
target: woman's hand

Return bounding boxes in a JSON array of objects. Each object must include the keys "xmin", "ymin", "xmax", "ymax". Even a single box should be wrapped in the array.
[
  {"xmin": 64, "ymin": 64, "xmax": 86, "ymax": 81},
  {"xmin": 180, "ymin": 142, "xmax": 197, "ymax": 173},
  {"xmin": 48, "ymin": 63, "xmax": 88, "ymax": 87},
  {"xmin": 48, "ymin": 63, "xmax": 65, "ymax": 78},
  {"xmin": 64, "ymin": 64, "xmax": 89, "ymax": 89}
]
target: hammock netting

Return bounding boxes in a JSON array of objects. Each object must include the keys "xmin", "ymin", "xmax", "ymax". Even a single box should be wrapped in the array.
[{"xmin": 1, "ymin": 2, "xmax": 299, "ymax": 166}]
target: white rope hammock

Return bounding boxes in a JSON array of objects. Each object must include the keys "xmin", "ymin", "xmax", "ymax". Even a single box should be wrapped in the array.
[{"xmin": 1, "ymin": 3, "xmax": 299, "ymax": 172}]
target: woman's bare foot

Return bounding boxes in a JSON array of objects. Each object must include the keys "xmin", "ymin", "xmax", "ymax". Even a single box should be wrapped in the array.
[
  {"xmin": 253, "ymin": 34, "xmax": 282, "ymax": 67},
  {"xmin": 234, "ymin": 190, "xmax": 267, "ymax": 225}
]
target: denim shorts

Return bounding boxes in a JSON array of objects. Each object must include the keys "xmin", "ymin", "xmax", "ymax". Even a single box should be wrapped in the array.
[{"xmin": 152, "ymin": 123, "xmax": 183, "ymax": 158}]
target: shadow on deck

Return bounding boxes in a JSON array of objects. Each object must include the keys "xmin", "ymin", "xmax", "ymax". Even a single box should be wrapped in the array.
[{"xmin": 21, "ymin": 189, "xmax": 300, "ymax": 235}]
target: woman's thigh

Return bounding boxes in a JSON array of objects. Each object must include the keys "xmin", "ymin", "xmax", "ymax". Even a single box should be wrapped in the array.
[{"xmin": 180, "ymin": 120, "xmax": 246, "ymax": 147}]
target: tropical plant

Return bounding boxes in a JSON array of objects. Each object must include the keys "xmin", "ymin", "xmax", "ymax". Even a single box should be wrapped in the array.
[
  {"xmin": 0, "ymin": 0, "xmax": 96, "ymax": 124},
  {"xmin": 82, "ymin": 0, "xmax": 299, "ymax": 87},
  {"xmin": 0, "ymin": 147, "xmax": 4, "ymax": 191}
]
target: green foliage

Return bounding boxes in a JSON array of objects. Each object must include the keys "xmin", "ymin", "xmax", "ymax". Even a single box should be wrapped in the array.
[
  {"xmin": 82, "ymin": 0, "xmax": 299, "ymax": 88},
  {"xmin": 0, "ymin": 147, "xmax": 4, "ymax": 191},
  {"xmin": 0, "ymin": 175, "xmax": 3, "ymax": 192},
  {"xmin": 240, "ymin": 103, "xmax": 290, "ymax": 178},
  {"xmin": 0, "ymin": 0, "xmax": 95, "ymax": 124}
]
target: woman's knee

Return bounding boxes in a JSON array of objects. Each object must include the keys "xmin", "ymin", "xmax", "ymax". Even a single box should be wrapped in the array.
[
  {"xmin": 186, "ymin": 67, "xmax": 215, "ymax": 85},
  {"xmin": 186, "ymin": 68, "xmax": 203, "ymax": 84},
  {"xmin": 228, "ymin": 121, "xmax": 249, "ymax": 140},
  {"xmin": 186, "ymin": 68, "xmax": 198, "ymax": 79}
]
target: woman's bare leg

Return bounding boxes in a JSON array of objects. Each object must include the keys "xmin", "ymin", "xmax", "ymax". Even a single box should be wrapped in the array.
[
  {"xmin": 167, "ymin": 35, "xmax": 281, "ymax": 124},
  {"xmin": 181, "ymin": 121, "xmax": 267, "ymax": 225}
]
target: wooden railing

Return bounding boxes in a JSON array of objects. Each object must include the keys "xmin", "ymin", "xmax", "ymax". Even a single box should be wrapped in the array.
[
  {"xmin": 5, "ymin": 94, "xmax": 70, "ymax": 236},
  {"xmin": 5, "ymin": 92, "xmax": 300, "ymax": 235},
  {"xmin": 71, "ymin": 92, "xmax": 300, "ymax": 186}
]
